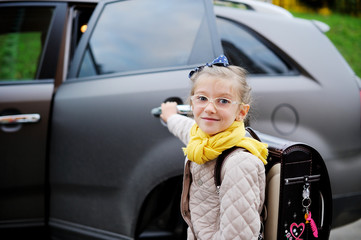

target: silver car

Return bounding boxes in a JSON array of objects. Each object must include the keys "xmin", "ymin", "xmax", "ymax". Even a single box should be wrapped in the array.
[{"xmin": 0, "ymin": 0, "xmax": 360, "ymax": 239}]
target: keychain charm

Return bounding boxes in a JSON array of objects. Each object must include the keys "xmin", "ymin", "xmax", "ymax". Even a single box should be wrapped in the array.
[
  {"xmin": 302, "ymin": 183, "xmax": 311, "ymax": 215},
  {"xmin": 305, "ymin": 211, "xmax": 318, "ymax": 238},
  {"xmin": 302, "ymin": 182, "xmax": 318, "ymax": 238}
]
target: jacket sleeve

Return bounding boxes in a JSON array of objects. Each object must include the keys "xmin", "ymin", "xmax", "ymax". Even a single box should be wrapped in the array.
[
  {"xmin": 217, "ymin": 150, "xmax": 266, "ymax": 240},
  {"xmin": 167, "ymin": 114, "xmax": 195, "ymax": 146}
]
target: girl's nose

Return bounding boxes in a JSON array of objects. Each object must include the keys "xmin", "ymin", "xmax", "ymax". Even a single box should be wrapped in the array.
[{"xmin": 204, "ymin": 101, "xmax": 217, "ymax": 113}]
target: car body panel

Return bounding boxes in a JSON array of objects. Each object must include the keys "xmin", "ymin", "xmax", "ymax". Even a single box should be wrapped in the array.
[
  {"xmin": 49, "ymin": 71, "xmax": 189, "ymax": 237},
  {"xmin": 0, "ymin": 83, "xmax": 53, "ymax": 233}
]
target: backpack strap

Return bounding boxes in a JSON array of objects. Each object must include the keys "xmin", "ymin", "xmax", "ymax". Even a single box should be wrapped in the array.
[
  {"xmin": 214, "ymin": 127, "xmax": 266, "ymax": 239},
  {"xmin": 214, "ymin": 127, "xmax": 261, "ymax": 189},
  {"xmin": 214, "ymin": 146, "xmax": 238, "ymax": 191},
  {"xmin": 245, "ymin": 127, "xmax": 261, "ymax": 142}
]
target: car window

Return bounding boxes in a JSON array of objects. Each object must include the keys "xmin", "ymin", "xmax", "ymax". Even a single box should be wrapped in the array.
[
  {"xmin": 0, "ymin": 7, "xmax": 54, "ymax": 81},
  {"xmin": 78, "ymin": 0, "xmax": 215, "ymax": 77},
  {"xmin": 216, "ymin": 17, "xmax": 293, "ymax": 75}
]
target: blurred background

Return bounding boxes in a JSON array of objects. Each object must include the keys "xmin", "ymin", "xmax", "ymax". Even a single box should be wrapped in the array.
[{"xmin": 269, "ymin": 0, "xmax": 361, "ymax": 78}]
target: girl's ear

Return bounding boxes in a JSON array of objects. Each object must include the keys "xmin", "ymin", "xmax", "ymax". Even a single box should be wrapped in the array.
[{"xmin": 236, "ymin": 104, "xmax": 250, "ymax": 121}]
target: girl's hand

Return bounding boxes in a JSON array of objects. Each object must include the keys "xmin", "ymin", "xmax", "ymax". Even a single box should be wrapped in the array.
[{"xmin": 160, "ymin": 102, "xmax": 178, "ymax": 123}]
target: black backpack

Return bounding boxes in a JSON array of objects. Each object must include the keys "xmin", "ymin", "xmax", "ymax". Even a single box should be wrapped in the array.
[{"xmin": 214, "ymin": 128, "xmax": 332, "ymax": 240}]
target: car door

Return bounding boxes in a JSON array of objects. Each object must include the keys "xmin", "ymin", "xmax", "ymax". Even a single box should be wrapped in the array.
[
  {"xmin": 0, "ymin": 2, "xmax": 66, "ymax": 238},
  {"xmin": 48, "ymin": 0, "xmax": 222, "ymax": 239}
]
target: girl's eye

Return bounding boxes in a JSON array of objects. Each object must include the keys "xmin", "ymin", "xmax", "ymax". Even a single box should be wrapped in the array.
[
  {"xmin": 197, "ymin": 95, "xmax": 208, "ymax": 102},
  {"xmin": 217, "ymin": 98, "xmax": 231, "ymax": 105}
]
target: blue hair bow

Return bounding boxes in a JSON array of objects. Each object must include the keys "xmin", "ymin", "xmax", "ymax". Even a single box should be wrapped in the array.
[{"xmin": 188, "ymin": 55, "xmax": 230, "ymax": 78}]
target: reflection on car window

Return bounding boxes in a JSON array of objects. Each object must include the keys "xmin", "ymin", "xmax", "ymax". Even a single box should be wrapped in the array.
[
  {"xmin": 78, "ymin": 0, "xmax": 214, "ymax": 77},
  {"xmin": 216, "ymin": 17, "xmax": 292, "ymax": 75},
  {"xmin": 0, "ymin": 7, "xmax": 54, "ymax": 81}
]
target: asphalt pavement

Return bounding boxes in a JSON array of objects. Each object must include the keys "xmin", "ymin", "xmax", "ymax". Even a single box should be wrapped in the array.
[{"xmin": 329, "ymin": 218, "xmax": 361, "ymax": 239}]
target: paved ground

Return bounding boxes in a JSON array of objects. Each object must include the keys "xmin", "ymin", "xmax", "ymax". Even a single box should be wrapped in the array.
[{"xmin": 329, "ymin": 218, "xmax": 361, "ymax": 239}]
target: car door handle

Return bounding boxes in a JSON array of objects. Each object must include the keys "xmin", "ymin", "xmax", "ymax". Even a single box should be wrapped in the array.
[
  {"xmin": 151, "ymin": 105, "xmax": 192, "ymax": 117},
  {"xmin": 0, "ymin": 114, "xmax": 41, "ymax": 125}
]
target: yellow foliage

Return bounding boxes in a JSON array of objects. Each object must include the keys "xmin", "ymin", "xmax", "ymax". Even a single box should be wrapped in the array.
[
  {"xmin": 318, "ymin": 7, "xmax": 332, "ymax": 15},
  {"xmin": 272, "ymin": 0, "xmax": 331, "ymax": 15}
]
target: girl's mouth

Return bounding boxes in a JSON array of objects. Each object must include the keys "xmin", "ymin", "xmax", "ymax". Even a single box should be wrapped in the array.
[{"xmin": 201, "ymin": 117, "xmax": 220, "ymax": 122}]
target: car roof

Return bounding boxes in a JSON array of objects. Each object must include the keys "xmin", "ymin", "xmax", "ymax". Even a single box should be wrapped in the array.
[
  {"xmin": 215, "ymin": 0, "xmax": 293, "ymax": 18},
  {"xmin": 0, "ymin": 0, "xmax": 99, "ymax": 3}
]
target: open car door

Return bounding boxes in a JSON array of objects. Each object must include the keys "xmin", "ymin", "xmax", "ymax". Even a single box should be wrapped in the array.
[
  {"xmin": 0, "ymin": 2, "xmax": 66, "ymax": 238},
  {"xmin": 48, "ymin": 0, "xmax": 222, "ymax": 239}
]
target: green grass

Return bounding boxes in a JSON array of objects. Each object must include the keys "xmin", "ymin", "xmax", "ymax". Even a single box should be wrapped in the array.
[
  {"xmin": 291, "ymin": 11, "xmax": 361, "ymax": 77},
  {"xmin": 0, "ymin": 32, "xmax": 41, "ymax": 80}
]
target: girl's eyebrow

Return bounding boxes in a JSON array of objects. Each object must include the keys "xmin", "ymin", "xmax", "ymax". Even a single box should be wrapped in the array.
[
  {"xmin": 193, "ymin": 90, "xmax": 208, "ymax": 95},
  {"xmin": 218, "ymin": 93, "xmax": 234, "ymax": 99},
  {"xmin": 194, "ymin": 91, "xmax": 234, "ymax": 99}
]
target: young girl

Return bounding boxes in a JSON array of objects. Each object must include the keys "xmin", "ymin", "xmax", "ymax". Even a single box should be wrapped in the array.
[{"xmin": 160, "ymin": 55, "xmax": 268, "ymax": 239}]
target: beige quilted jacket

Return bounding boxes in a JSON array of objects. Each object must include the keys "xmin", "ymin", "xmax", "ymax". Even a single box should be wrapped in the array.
[{"xmin": 167, "ymin": 114, "xmax": 265, "ymax": 240}]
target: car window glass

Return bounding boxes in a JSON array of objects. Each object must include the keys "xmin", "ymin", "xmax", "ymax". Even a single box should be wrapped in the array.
[
  {"xmin": 78, "ymin": 0, "xmax": 214, "ymax": 77},
  {"xmin": 0, "ymin": 7, "xmax": 54, "ymax": 81},
  {"xmin": 216, "ymin": 17, "xmax": 292, "ymax": 75}
]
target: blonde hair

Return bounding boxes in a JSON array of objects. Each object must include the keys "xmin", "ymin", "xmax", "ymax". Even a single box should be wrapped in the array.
[{"xmin": 189, "ymin": 65, "xmax": 252, "ymax": 105}]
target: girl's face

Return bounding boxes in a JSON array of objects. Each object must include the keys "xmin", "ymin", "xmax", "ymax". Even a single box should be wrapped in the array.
[{"xmin": 192, "ymin": 75, "xmax": 249, "ymax": 136}]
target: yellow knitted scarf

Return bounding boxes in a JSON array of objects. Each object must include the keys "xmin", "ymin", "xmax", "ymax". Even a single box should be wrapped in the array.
[{"xmin": 183, "ymin": 121, "xmax": 268, "ymax": 165}]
